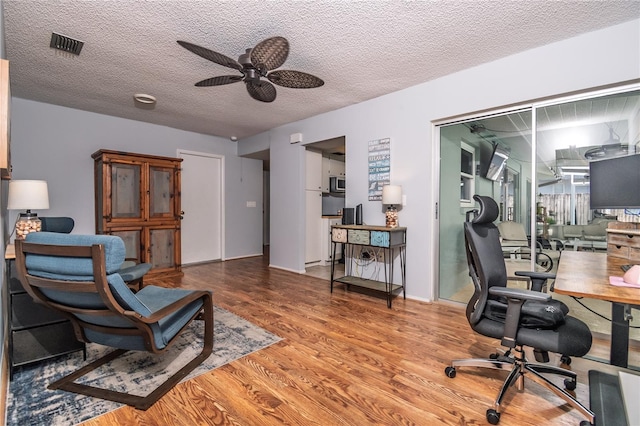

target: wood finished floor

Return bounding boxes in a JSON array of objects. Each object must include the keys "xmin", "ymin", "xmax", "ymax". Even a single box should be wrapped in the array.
[{"xmin": 82, "ymin": 253, "xmax": 630, "ymax": 426}]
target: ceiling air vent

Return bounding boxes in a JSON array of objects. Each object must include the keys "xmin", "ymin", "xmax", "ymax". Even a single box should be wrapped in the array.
[{"xmin": 50, "ymin": 32, "xmax": 84, "ymax": 55}]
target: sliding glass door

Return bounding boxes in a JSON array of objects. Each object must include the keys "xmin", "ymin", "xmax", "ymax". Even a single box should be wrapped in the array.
[
  {"xmin": 533, "ymin": 87, "xmax": 640, "ymax": 344},
  {"xmin": 437, "ymin": 83, "xmax": 640, "ymax": 355},
  {"xmin": 438, "ymin": 109, "xmax": 533, "ymax": 302}
]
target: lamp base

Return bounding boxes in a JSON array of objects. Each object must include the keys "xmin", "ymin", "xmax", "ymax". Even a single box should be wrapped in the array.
[
  {"xmin": 385, "ymin": 206, "xmax": 399, "ymax": 228},
  {"xmin": 15, "ymin": 212, "xmax": 42, "ymax": 240}
]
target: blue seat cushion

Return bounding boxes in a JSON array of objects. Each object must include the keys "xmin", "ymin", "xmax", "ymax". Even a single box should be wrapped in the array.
[{"xmin": 83, "ymin": 285, "xmax": 205, "ymax": 350}]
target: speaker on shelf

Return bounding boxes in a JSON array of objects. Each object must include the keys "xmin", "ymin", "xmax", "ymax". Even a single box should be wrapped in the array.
[
  {"xmin": 355, "ymin": 204, "xmax": 363, "ymax": 225},
  {"xmin": 342, "ymin": 208, "xmax": 355, "ymax": 225}
]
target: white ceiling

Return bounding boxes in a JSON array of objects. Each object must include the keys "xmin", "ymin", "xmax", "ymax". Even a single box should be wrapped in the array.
[{"xmin": 2, "ymin": 1, "xmax": 639, "ymax": 140}]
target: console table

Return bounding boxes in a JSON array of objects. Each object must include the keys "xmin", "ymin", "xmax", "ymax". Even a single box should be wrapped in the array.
[{"xmin": 330, "ymin": 225, "xmax": 406, "ymax": 308}]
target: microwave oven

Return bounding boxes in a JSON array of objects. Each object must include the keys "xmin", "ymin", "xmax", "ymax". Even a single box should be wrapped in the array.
[{"xmin": 330, "ymin": 176, "xmax": 346, "ymax": 192}]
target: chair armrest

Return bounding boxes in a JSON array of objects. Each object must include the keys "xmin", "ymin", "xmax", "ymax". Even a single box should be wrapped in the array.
[
  {"xmin": 514, "ymin": 271, "xmax": 555, "ymax": 281},
  {"xmin": 124, "ymin": 289, "xmax": 213, "ymax": 323},
  {"xmin": 489, "ymin": 286, "xmax": 551, "ymax": 302},
  {"xmin": 489, "ymin": 287, "xmax": 551, "ymax": 348},
  {"xmin": 118, "ymin": 263, "xmax": 152, "ymax": 282},
  {"xmin": 514, "ymin": 271, "xmax": 556, "ymax": 292}
]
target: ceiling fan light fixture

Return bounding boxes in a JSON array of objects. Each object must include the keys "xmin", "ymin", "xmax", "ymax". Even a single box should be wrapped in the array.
[
  {"xmin": 178, "ymin": 36, "xmax": 323, "ymax": 103},
  {"xmin": 133, "ymin": 93, "xmax": 157, "ymax": 105}
]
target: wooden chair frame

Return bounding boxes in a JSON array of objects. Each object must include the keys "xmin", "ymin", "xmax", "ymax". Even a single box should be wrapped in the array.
[{"xmin": 14, "ymin": 239, "xmax": 214, "ymax": 410}]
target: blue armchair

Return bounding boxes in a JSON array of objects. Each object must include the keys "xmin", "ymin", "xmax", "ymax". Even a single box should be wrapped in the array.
[
  {"xmin": 14, "ymin": 232, "xmax": 213, "ymax": 410},
  {"xmin": 39, "ymin": 216, "xmax": 152, "ymax": 291}
]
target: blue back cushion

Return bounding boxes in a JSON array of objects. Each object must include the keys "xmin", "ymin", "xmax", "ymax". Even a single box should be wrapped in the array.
[{"xmin": 25, "ymin": 232, "xmax": 125, "ymax": 278}]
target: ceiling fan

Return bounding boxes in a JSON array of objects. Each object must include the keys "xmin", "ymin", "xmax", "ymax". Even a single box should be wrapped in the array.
[{"xmin": 177, "ymin": 36, "xmax": 324, "ymax": 103}]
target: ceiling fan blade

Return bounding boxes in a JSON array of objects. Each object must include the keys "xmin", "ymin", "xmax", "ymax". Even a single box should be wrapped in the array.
[
  {"xmin": 267, "ymin": 70, "xmax": 324, "ymax": 88},
  {"xmin": 195, "ymin": 75, "xmax": 243, "ymax": 87},
  {"xmin": 177, "ymin": 40, "xmax": 242, "ymax": 71},
  {"xmin": 250, "ymin": 37, "xmax": 289, "ymax": 72},
  {"xmin": 246, "ymin": 80, "xmax": 277, "ymax": 103}
]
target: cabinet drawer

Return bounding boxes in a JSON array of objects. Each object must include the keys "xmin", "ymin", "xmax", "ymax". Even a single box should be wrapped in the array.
[
  {"xmin": 332, "ymin": 227, "xmax": 347, "ymax": 243},
  {"xmin": 12, "ymin": 293, "xmax": 67, "ymax": 329},
  {"xmin": 608, "ymin": 233, "xmax": 640, "ymax": 249},
  {"xmin": 12, "ymin": 321, "xmax": 84, "ymax": 366},
  {"xmin": 370, "ymin": 231, "xmax": 390, "ymax": 247},
  {"xmin": 608, "ymin": 243, "xmax": 629, "ymax": 259},
  {"xmin": 630, "ymin": 247, "xmax": 640, "ymax": 262},
  {"xmin": 348, "ymin": 229, "xmax": 370, "ymax": 245}
]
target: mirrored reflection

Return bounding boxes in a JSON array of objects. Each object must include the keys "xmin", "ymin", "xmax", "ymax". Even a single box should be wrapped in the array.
[
  {"xmin": 535, "ymin": 90, "xmax": 640, "ymax": 245},
  {"xmin": 534, "ymin": 89, "xmax": 640, "ymax": 351}
]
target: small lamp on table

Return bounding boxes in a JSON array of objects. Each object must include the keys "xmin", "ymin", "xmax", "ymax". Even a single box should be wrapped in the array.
[
  {"xmin": 7, "ymin": 180, "xmax": 50, "ymax": 240},
  {"xmin": 382, "ymin": 185, "xmax": 402, "ymax": 228}
]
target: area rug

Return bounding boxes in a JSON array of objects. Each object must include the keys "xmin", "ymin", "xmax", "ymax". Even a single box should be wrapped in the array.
[{"xmin": 7, "ymin": 306, "xmax": 282, "ymax": 425}]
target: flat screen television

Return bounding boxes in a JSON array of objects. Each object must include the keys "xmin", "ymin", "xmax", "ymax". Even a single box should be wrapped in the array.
[
  {"xmin": 484, "ymin": 144, "xmax": 509, "ymax": 181},
  {"xmin": 589, "ymin": 154, "xmax": 640, "ymax": 209}
]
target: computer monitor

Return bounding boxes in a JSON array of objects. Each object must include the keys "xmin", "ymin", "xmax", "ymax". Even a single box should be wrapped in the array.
[{"xmin": 589, "ymin": 154, "xmax": 640, "ymax": 209}]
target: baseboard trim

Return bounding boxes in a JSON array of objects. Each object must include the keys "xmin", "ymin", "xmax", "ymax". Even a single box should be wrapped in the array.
[
  {"xmin": 224, "ymin": 253, "xmax": 263, "ymax": 261},
  {"xmin": 269, "ymin": 264, "xmax": 306, "ymax": 274}
]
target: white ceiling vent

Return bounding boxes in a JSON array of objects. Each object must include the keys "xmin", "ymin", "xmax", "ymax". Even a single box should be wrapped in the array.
[{"xmin": 50, "ymin": 32, "xmax": 84, "ymax": 55}]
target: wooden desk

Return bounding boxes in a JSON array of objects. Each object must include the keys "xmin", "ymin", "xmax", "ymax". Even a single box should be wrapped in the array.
[{"xmin": 554, "ymin": 251, "xmax": 640, "ymax": 367}]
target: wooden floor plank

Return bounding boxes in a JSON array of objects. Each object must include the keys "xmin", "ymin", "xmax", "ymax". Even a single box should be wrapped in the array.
[{"xmin": 78, "ymin": 252, "xmax": 630, "ymax": 425}]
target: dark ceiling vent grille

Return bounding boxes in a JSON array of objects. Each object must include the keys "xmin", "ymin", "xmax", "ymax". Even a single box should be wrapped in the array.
[{"xmin": 50, "ymin": 32, "xmax": 84, "ymax": 55}]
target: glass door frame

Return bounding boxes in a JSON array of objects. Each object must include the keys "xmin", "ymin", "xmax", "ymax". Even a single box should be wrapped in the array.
[{"xmin": 432, "ymin": 81, "xmax": 640, "ymax": 302}]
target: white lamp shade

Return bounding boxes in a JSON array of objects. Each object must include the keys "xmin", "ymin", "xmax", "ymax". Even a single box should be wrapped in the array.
[
  {"xmin": 382, "ymin": 185, "xmax": 402, "ymax": 205},
  {"xmin": 7, "ymin": 180, "xmax": 50, "ymax": 211}
]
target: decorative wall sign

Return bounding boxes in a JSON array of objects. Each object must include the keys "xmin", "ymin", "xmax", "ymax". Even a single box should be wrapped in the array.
[{"xmin": 368, "ymin": 138, "xmax": 390, "ymax": 201}]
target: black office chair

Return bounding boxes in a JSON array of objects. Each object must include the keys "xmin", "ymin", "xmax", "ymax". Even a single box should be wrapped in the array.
[{"xmin": 444, "ymin": 195, "xmax": 594, "ymax": 425}]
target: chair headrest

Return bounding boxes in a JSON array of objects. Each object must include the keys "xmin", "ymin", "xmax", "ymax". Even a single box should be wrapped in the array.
[
  {"xmin": 40, "ymin": 217, "xmax": 75, "ymax": 233},
  {"xmin": 472, "ymin": 195, "xmax": 499, "ymax": 224},
  {"xmin": 24, "ymin": 232, "xmax": 125, "ymax": 277}
]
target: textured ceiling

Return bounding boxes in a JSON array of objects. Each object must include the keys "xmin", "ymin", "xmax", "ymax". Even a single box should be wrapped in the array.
[{"xmin": 2, "ymin": 1, "xmax": 639, "ymax": 140}]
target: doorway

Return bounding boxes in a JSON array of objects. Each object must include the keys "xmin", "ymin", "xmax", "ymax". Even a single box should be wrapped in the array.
[{"xmin": 178, "ymin": 150, "xmax": 224, "ymax": 264}]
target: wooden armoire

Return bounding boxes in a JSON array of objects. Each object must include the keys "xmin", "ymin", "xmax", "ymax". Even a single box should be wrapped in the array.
[{"xmin": 92, "ymin": 149, "xmax": 182, "ymax": 276}]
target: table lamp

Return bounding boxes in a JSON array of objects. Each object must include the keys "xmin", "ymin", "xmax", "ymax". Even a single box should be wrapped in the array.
[
  {"xmin": 7, "ymin": 180, "xmax": 50, "ymax": 239},
  {"xmin": 382, "ymin": 185, "xmax": 402, "ymax": 228}
]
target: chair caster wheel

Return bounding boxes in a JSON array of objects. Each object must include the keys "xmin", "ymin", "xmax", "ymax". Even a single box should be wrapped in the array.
[
  {"xmin": 489, "ymin": 353, "xmax": 499, "ymax": 360},
  {"xmin": 486, "ymin": 408, "xmax": 500, "ymax": 425},
  {"xmin": 579, "ymin": 421, "xmax": 594, "ymax": 426},
  {"xmin": 561, "ymin": 355, "xmax": 572, "ymax": 365},
  {"xmin": 564, "ymin": 378, "xmax": 577, "ymax": 391},
  {"xmin": 444, "ymin": 366, "xmax": 456, "ymax": 378}
]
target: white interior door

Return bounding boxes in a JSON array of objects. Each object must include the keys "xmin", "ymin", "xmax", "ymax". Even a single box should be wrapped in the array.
[{"xmin": 179, "ymin": 150, "xmax": 223, "ymax": 264}]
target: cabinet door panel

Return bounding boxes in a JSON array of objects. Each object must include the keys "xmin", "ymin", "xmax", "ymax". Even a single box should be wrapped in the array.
[
  {"xmin": 110, "ymin": 162, "xmax": 142, "ymax": 219},
  {"xmin": 110, "ymin": 228, "xmax": 143, "ymax": 263},
  {"xmin": 149, "ymin": 228, "xmax": 177, "ymax": 269},
  {"xmin": 149, "ymin": 166, "xmax": 176, "ymax": 218}
]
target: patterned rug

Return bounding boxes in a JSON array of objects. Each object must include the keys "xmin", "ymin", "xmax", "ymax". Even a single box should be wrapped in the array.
[{"xmin": 7, "ymin": 306, "xmax": 281, "ymax": 425}]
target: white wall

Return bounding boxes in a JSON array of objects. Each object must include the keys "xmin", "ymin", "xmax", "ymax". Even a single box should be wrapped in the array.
[
  {"xmin": 240, "ymin": 19, "xmax": 640, "ymax": 301},
  {"xmin": 9, "ymin": 99, "xmax": 263, "ymax": 259}
]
